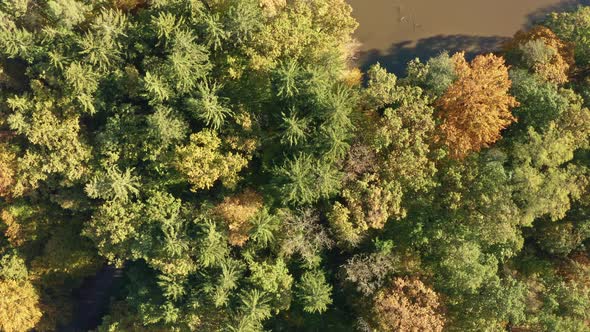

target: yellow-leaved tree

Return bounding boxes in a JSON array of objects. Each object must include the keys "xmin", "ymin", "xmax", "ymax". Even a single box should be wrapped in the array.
[
  {"xmin": 371, "ymin": 277, "xmax": 445, "ymax": 332},
  {"xmin": 215, "ymin": 189, "xmax": 263, "ymax": 246},
  {"xmin": 260, "ymin": 0, "xmax": 286, "ymax": 17},
  {"xmin": 0, "ymin": 143, "xmax": 16, "ymax": 197},
  {"xmin": 174, "ymin": 130, "xmax": 254, "ymax": 191},
  {"xmin": 506, "ymin": 26, "xmax": 574, "ymax": 84},
  {"xmin": 0, "ymin": 279, "xmax": 43, "ymax": 332},
  {"xmin": 437, "ymin": 52, "xmax": 519, "ymax": 159}
]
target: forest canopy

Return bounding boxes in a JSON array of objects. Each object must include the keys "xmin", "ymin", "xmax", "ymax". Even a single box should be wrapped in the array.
[{"xmin": 1, "ymin": 0, "xmax": 590, "ymax": 331}]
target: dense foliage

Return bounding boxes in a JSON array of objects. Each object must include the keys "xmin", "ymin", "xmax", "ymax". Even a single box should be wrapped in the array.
[{"xmin": 1, "ymin": 1, "xmax": 590, "ymax": 331}]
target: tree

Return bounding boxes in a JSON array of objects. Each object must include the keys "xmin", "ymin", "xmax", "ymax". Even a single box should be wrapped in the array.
[
  {"xmin": 510, "ymin": 99, "xmax": 590, "ymax": 225},
  {"xmin": 274, "ymin": 154, "xmax": 342, "ymax": 205},
  {"xmin": 277, "ymin": 209, "xmax": 333, "ymax": 268},
  {"xmin": 0, "ymin": 250, "xmax": 28, "ymax": 280},
  {"xmin": 248, "ymin": 258, "xmax": 293, "ymax": 311},
  {"xmin": 175, "ymin": 130, "xmax": 251, "ymax": 191},
  {"xmin": 167, "ymin": 29, "xmax": 210, "ymax": 93},
  {"xmin": 215, "ymin": 189, "xmax": 263, "ymax": 246},
  {"xmin": 110, "ymin": 0, "xmax": 146, "ymax": 11},
  {"xmin": 86, "ymin": 190, "xmax": 196, "ymax": 276},
  {"xmin": 230, "ymin": 289, "xmax": 272, "ymax": 332},
  {"xmin": 436, "ymin": 242, "xmax": 497, "ymax": 295},
  {"xmin": 449, "ymin": 276, "xmax": 527, "ymax": 331},
  {"xmin": 273, "ymin": 59, "xmax": 302, "ymax": 98},
  {"xmin": 5, "ymin": 86, "xmax": 91, "ymax": 195},
  {"xmin": 327, "ymin": 202, "xmax": 362, "ymax": 247},
  {"xmin": 370, "ymin": 277, "xmax": 445, "ymax": 332},
  {"xmin": 145, "ymin": 105, "xmax": 189, "ymax": 161},
  {"xmin": 247, "ymin": 0, "xmax": 357, "ymax": 71},
  {"xmin": 545, "ymin": 7, "xmax": 590, "ymax": 66},
  {"xmin": 534, "ymin": 215, "xmax": 590, "ymax": 256},
  {"xmin": 1, "ymin": 0, "xmax": 29, "ymax": 19},
  {"xmin": 437, "ymin": 52, "xmax": 519, "ymax": 159},
  {"xmin": 296, "ymin": 270, "xmax": 333, "ymax": 313},
  {"xmin": 0, "ymin": 279, "xmax": 42, "ymax": 332},
  {"xmin": 0, "ymin": 13, "xmax": 35, "ymax": 60},
  {"xmin": 31, "ymin": 223, "xmax": 102, "ymax": 280},
  {"xmin": 0, "ymin": 143, "xmax": 16, "ymax": 197},
  {"xmin": 188, "ymin": 81, "xmax": 232, "ymax": 130},
  {"xmin": 279, "ymin": 110, "xmax": 309, "ymax": 146},
  {"xmin": 85, "ymin": 166, "xmax": 140, "ymax": 202},
  {"xmin": 508, "ymin": 69, "xmax": 574, "ymax": 132},
  {"xmin": 260, "ymin": 0, "xmax": 286, "ymax": 17},
  {"xmin": 46, "ymin": 0, "xmax": 90, "ymax": 28},
  {"xmin": 83, "ymin": 199, "xmax": 143, "ymax": 266},
  {"xmin": 196, "ymin": 219, "xmax": 230, "ymax": 269},
  {"xmin": 516, "ymin": 256, "xmax": 590, "ymax": 332},
  {"xmin": 404, "ymin": 52, "xmax": 457, "ymax": 97},
  {"xmin": 328, "ymin": 65, "xmax": 440, "ymax": 246},
  {"xmin": 505, "ymin": 26, "xmax": 574, "ymax": 84},
  {"xmin": 248, "ymin": 209, "xmax": 280, "ymax": 248}
]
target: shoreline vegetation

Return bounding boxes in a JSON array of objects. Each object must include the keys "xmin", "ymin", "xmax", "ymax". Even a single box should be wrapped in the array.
[{"xmin": 1, "ymin": 1, "xmax": 590, "ymax": 331}]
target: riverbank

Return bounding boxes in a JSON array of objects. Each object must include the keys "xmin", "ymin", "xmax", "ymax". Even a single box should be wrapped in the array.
[{"xmin": 347, "ymin": 0, "xmax": 588, "ymax": 74}]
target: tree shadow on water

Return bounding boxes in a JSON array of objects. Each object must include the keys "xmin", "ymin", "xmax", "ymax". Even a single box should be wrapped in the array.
[
  {"xmin": 358, "ymin": 34, "xmax": 511, "ymax": 76},
  {"xmin": 357, "ymin": 0, "xmax": 590, "ymax": 77},
  {"xmin": 525, "ymin": 0, "xmax": 590, "ymax": 27}
]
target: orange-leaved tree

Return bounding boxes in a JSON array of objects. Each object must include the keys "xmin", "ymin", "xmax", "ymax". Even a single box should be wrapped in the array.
[{"xmin": 437, "ymin": 52, "xmax": 519, "ymax": 159}]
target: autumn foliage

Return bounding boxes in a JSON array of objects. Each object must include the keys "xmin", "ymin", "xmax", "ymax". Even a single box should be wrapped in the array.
[
  {"xmin": 0, "ymin": 210, "xmax": 23, "ymax": 247},
  {"xmin": 437, "ymin": 53, "xmax": 519, "ymax": 159},
  {"xmin": 371, "ymin": 277, "xmax": 445, "ymax": 332},
  {"xmin": 506, "ymin": 26, "xmax": 574, "ymax": 84},
  {"xmin": 110, "ymin": 0, "xmax": 147, "ymax": 12},
  {"xmin": 215, "ymin": 189, "xmax": 264, "ymax": 246},
  {"xmin": 260, "ymin": 0, "xmax": 287, "ymax": 16},
  {"xmin": 0, "ymin": 144, "xmax": 15, "ymax": 197},
  {"xmin": 0, "ymin": 279, "xmax": 43, "ymax": 332},
  {"xmin": 175, "ymin": 130, "xmax": 251, "ymax": 191},
  {"xmin": 2, "ymin": 1, "xmax": 590, "ymax": 331}
]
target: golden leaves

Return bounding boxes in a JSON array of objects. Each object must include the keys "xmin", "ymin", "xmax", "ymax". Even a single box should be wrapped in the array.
[
  {"xmin": 437, "ymin": 52, "xmax": 519, "ymax": 159},
  {"xmin": 507, "ymin": 26, "xmax": 574, "ymax": 84},
  {"xmin": 215, "ymin": 189, "xmax": 263, "ymax": 246},
  {"xmin": 259, "ymin": 0, "xmax": 286, "ymax": 17},
  {"xmin": 0, "ymin": 279, "xmax": 42, "ymax": 332},
  {"xmin": 0, "ymin": 143, "xmax": 16, "ymax": 198},
  {"xmin": 1, "ymin": 210, "xmax": 23, "ymax": 247},
  {"xmin": 174, "ymin": 130, "xmax": 251, "ymax": 191},
  {"xmin": 372, "ymin": 277, "xmax": 445, "ymax": 332}
]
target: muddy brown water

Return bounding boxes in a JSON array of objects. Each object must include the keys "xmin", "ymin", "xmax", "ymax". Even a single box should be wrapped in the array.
[{"xmin": 348, "ymin": 0, "xmax": 589, "ymax": 74}]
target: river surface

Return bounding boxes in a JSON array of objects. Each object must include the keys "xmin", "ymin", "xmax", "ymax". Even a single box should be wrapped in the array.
[{"xmin": 348, "ymin": 0, "xmax": 589, "ymax": 74}]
